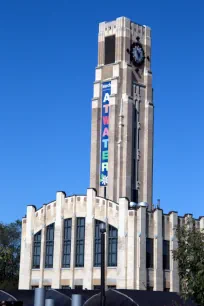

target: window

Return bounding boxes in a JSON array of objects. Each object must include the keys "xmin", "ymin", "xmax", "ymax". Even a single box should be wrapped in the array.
[
  {"xmin": 75, "ymin": 218, "xmax": 85, "ymax": 267},
  {"xmin": 33, "ymin": 231, "xmax": 41, "ymax": 269},
  {"xmin": 62, "ymin": 286, "xmax": 71, "ymax": 289},
  {"xmin": 132, "ymin": 189, "xmax": 138, "ymax": 203},
  {"xmin": 94, "ymin": 285, "xmax": 101, "ymax": 290},
  {"xmin": 94, "ymin": 220, "xmax": 104, "ymax": 267},
  {"xmin": 164, "ymin": 288, "xmax": 170, "ymax": 292},
  {"xmin": 44, "ymin": 286, "xmax": 51, "ymax": 290},
  {"xmin": 62, "ymin": 218, "xmax": 72, "ymax": 268},
  {"xmin": 45, "ymin": 223, "xmax": 55, "ymax": 268},
  {"xmin": 146, "ymin": 238, "xmax": 154, "ymax": 268},
  {"xmin": 75, "ymin": 285, "xmax": 83, "ymax": 290},
  {"xmin": 108, "ymin": 225, "xmax": 118, "ymax": 266},
  {"xmin": 105, "ymin": 35, "xmax": 115, "ymax": 65},
  {"xmin": 163, "ymin": 240, "xmax": 170, "ymax": 270},
  {"xmin": 32, "ymin": 286, "xmax": 38, "ymax": 290}
]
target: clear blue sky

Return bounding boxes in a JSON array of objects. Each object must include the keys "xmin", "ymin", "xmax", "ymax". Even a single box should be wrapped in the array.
[{"xmin": 0, "ymin": 0, "xmax": 203, "ymax": 223}]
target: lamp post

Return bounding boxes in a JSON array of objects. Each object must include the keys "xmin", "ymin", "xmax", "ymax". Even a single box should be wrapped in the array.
[{"xmin": 100, "ymin": 222, "xmax": 106, "ymax": 306}]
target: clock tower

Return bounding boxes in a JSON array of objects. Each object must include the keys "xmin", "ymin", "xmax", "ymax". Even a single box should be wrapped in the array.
[{"xmin": 90, "ymin": 17, "xmax": 153, "ymax": 208}]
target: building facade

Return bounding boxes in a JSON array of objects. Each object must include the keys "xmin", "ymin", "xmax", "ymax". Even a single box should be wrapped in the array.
[
  {"xmin": 18, "ymin": 189, "xmax": 204, "ymax": 291},
  {"xmin": 90, "ymin": 16, "xmax": 153, "ymax": 206},
  {"xmin": 18, "ymin": 17, "xmax": 203, "ymax": 291}
]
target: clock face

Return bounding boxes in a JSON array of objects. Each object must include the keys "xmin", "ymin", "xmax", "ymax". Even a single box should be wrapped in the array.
[{"xmin": 130, "ymin": 42, "xmax": 145, "ymax": 66}]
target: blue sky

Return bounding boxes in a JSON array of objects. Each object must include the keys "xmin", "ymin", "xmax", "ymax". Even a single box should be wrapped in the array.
[{"xmin": 0, "ymin": 0, "xmax": 203, "ymax": 223}]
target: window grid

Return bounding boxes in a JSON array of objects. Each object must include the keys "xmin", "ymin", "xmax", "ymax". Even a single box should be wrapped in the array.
[
  {"xmin": 108, "ymin": 225, "xmax": 118, "ymax": 267},
  {"xmin": 33, "ymin": 231, "xmax": 41, "ymax": 269},
  {"xmin": 75, "ymin": 218, "xmax": 85, "ymax": 267},
  {"xmin": 45, "ymin": 223, "xmax": 55, "ymax": 268},
  {"xmin": 94, "ymin": 220, "xmax": 103, "ymax": 267},
  {"xmin": 62, "ymin": 218, "xmax": 72, "ymax": 268},
  {"xmin": 163, "ymin": 240, "xmax": 170, "ymax": 270},
  {"xmin": 146, "ymin": 238, "xmax": 154, "ymax": 268}
]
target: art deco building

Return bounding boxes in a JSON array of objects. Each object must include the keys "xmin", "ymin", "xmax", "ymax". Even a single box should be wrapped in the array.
[{"xmin": 18, "ymin": 17, "xmax": 204, "ymax": 292}]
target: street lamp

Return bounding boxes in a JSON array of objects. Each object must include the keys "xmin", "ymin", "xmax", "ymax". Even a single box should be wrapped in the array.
[{"xmin": 100, "ymin": 223, "xmax": 106, "ymax": 306}]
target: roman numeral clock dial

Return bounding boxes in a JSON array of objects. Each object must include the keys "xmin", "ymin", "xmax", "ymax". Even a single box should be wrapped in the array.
[{"xmin": 130, "ymin": 42, "xmax": 145, "ymax": 67}]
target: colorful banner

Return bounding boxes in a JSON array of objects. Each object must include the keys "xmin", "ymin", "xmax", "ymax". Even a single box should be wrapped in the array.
[{"xmin": 100, "ymin": 81, "xmax": 111, "ymax": 186}]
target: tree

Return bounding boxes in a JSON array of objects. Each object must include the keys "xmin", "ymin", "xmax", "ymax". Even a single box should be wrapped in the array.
[
  {"xmin": 0, "ymin": 220, "xmax": 21, "ymax": 290},
  {"xmin": 173, "ymin": 218, "xmax": 204, "ymax": 306}
]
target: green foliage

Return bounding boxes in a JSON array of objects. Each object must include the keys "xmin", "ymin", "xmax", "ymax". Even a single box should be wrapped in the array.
[
  {"xmin": 0, "ymin": 220, "xmax": 21, "ymax": 290},
  {"xmin": 173, "ymin": 219, "xmax": 204, "ymax": 305}
]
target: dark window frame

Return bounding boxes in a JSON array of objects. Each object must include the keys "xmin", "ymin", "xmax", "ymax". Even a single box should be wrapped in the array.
[
  {"xmin": 146, "ymin": 238, "xmax": 154, "ymax": 268},
  {"xmin": 163, "ymin": 240, "xmax": 170, "ymax": 270},
  {"xmin": 32, "ymin": 230, "xmax": 41, "ymax": 269},
  {"xmin": 94, "ymin": 220, "xmax": 104, "ymax": 267},
  {"xmin": 62, "ymin": 218, "xmax": 72, "ymax": 268},
  {"xmin": 108, "ymin": 225, "xmax": 118, "ymax": 267},
  {"xmin": 45, "ymin": 223, "xmax": 55, "ymax": 268},
  {"xmin": 75, "ymin": 218, "xmax": 85, "ymax": 267},
  {"xmin": 105, "ymin": 35, "xmax": 116, "ymax": 65}
]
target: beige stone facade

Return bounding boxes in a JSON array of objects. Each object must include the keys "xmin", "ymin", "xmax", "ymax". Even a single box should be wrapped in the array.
[
  {"xmin": 18, "ymin": 17, "xmax": 203, "ymax": 292},
  {"xmin": 90, "ymin": 17, "xmax": 153, "ymax": 207},
  {"xmin": 18, "ymin": 189, "xmax": 204, "ymax": 291}
]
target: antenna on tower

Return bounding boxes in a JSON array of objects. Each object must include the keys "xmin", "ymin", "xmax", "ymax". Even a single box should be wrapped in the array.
[{"xmin": 157, "ymin": 199, "xmax": 160, "ymax": 209}]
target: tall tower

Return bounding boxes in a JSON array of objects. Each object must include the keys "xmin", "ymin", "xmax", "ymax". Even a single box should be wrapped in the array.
[{"xmin": 90, "ymin": 17, "xmax": 153, "ymax": 208}]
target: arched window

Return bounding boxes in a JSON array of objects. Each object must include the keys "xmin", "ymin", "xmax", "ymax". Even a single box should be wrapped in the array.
[
  {"xmin": 94, "ymin": 220, "xmax": 103, "ymax": 267},
  {"xmin": 62, "ymin": 218, "xmax": 72, "ymax": 268},
  {"xmin": 75, "ymin": 217, "xmax": 85, "ymax": 267},
  {"xmin": 108, "ymin": 225, "xmax": 118, "ymax": 267},
  {"xmin": 33, "ymin": 230, "xmax": 41, "ymax": 269},
  {"xmin": 94, "ymin": 221, "xmax": 118, "ymax": 267},
  {"xmin": 45, "ymin": 223, "xmax": 55, "ymax": 268}
]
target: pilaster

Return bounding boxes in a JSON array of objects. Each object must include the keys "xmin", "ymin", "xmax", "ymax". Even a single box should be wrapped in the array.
[
  {"xmin": 52, "ymin": 192, "xmax": 65, "ymax": 288},
  {"xmin": 169, "ymin": 212, "xmax": 179, "ymax": 292},
  {"xmin": 70, "ymin": 196, "xmax": 76, "ymax": 289},
  {"xmin": 116, "ymin": 197, "xmax": 128, "ymax": 289},
  {"xmin": 83, "ymin": 189, "xmax": 96, "ymax": 289},
  {"xmin": 136, "ymin": 206, "xmax": 146, "ymax": 290},
  {"xmin": 39, "ymin": 205, "xmax": 46, "ymax": 288},
  {"xmin": 19, "ymin": 205, "xmax": 35, "ymax": 289},
  {"xmin": 200, "ymin": 217, "xmax": 204, "ymax": 230},
  {"xmin": 127, "ymin": 210, "xmax": 136, "ymax": 288},
  {"xmin": 153, "ymin": 209, "xmax": 163, "ymax": 291}
]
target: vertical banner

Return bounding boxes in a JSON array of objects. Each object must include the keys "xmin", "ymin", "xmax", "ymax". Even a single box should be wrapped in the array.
[{"xmin": 100, "ymin": 81, "xmax": 111, "ymax": 186}]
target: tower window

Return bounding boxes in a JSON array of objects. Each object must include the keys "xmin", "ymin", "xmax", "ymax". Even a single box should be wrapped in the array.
[
  {"xmin": 146, "ymin": 238, "xmax": 154, "ymax": 268},
  {"xmin": 105, "ymin": 35, "xmax": 115, "ymax": 65},
  {"xmin": 33, "ymin": 230, "xmax": 41, "ymax": 269},
  {"xmin": 108, "ymin": 225, "xmax": 118, "ymax": 266},
  {"xmin": 45, "ymin": 223, "xmax": 55, "ymax": 268},
  {"xmin": 94, "ymin": 220, "xmax": 104, "ymax": 267},
  {"xmin": 163, "ymin": 240, "xmax": 170, "ymax": 270},
  {"xmin": 75, "ymin": 217, "xmax": 85, "ymax": 267},
  {"xmin": 62, "ymin": 218, "xmax": 72, "ymax": 268}
]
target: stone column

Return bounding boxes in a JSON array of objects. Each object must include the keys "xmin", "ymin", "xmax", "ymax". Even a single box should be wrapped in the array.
[
  {"xmin": 18, "ymin": 218, "xmax": 27, "ymax": 289},
  {"xmin": 136, "ymin": 206, "xmax": 146, "ymax": 290},
  {"xmin": 169, "ymin": 212, "xmax": 179, "ymax": 292},
  {"xmin": 70, "ymin": 196, "xmax": 76, "ymax": 289},
  {"xmin": 39, "ymin": 205, "xmax": 47, "ymax": 288},
  {"xmin": 200, "ymin": 216, "xmax": 204, "ymax": 230},
  {"xmin": 121, "ymin": 94, "xmax": 133, "ymax": 201},
  {"xmin": 153, "ymin": 209, "xmax": 163, "ymax": 291},
  {"xmin": 117, "ymin": 198, "xmax": 128, "ymax": 289},
  {"xmin": 127, "ymin": 210, "xmax": 136, "ymax": 289},
  {"xmin": 18, "ymin": 205, "xmax": 35, "ymax": 289},
  {"xmin": 52, "ymin": 192, "xmax": 65, "ymax": 289},
  {"xmin": 83, "ymin": 189, "xmax": 96, "ymax": 289}
]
